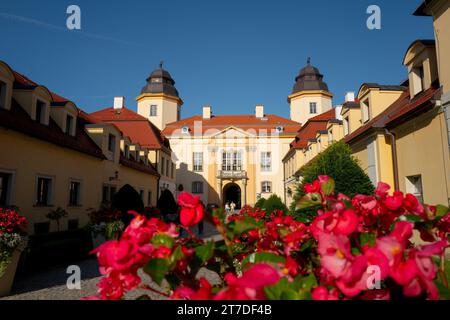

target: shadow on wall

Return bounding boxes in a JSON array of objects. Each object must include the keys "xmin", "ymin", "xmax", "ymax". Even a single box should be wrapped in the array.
[{"xmin": 176, "ymin": 163, "xmax": 220, "ymax": 207}]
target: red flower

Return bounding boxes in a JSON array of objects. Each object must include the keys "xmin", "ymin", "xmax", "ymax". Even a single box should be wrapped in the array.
[
  {"xmin": 304, "ymin": 180, "xmax": 320, "ymax": 194},
  {"xmin": 312, "ymin": 286, "xmax": 339, "ymax": 300},
  {"xmin": 177, "ymin": 192, "xmax": 204, "ymax": 227},
  {"xmin": 214, "ymin": 264, "xmax": 281, "ymax": 300}
]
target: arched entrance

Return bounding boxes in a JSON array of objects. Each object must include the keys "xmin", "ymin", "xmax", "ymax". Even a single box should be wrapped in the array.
[{"xmin": 223, "ymin": 183, "xmax": 241, "ymax": 210}]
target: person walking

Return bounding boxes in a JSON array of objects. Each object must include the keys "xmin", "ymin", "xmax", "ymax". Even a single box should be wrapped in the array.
[
  {"xmin": 225, "ymin": 202, "xmax": 230, "ymax": 214},
  {"xmin": 230, "ymin": 201, "xmax": 236, "ymax": 213}
]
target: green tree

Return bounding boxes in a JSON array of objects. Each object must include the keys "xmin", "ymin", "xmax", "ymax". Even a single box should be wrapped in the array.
[
  {"xmin": 290, "ymin": 141, "xmax": 374, "ymax": 217},
  {"xmin": 258, "ymin": 194, "xmax": 288, "ymax": 214}
]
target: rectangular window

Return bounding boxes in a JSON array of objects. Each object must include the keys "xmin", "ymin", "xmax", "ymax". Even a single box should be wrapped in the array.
[
  {"xmin": 328, "ymin": 129, "xmax": 333, "ymax": 143},
  {"xmin": 261, "ymin": 181, "xmax": 272, "ymax": 193},
  {"xmin": 309, "ymin": 102, "xmax": 317, "ymax": 114},
  {"xmin": 102, "ymin": 185, "xmax": 116, "ymax": 202},
  {"xmin": 222, "ymin": 151, "xmax": 242, "ymax": 171},
  {"xmin": 362, "ymin": 99, "xmax": 370, "ymax": 123},
  {"xmin": 406, "ymin": 175, "xmax": 424, "ymax": 204},
  {"xmin": 69, "ymin": 181, "xmax": 81, "ymax": 206},
  {"xmin": 150, "ymin": 105, "xmax": 157, "ymax": 117},
  {"xmin": 36, "ymin": 177, "xmax": 52, "ymax": 206},
  {"xmin": 343, "ymin": 117, "xmax": 349, "ymax": 135},
  {"xmin": 0, "ymin": 172, "xmax": 12, "ymax": 206},
  {"xmin": 192, "ymin": 181, "xmax": 203, "ymax": 194},
  {"xmin": 0, "ymin": 80, "xmax": 7, "ymax": 109},
  {"xmin": 166, "ymin": 159, "xmax": 169, "ymax": 176},
  {"xmin": 140, "ymin": 190, "xmax": 144, "ymax": 201},
  {"xmin": 108, "ymin": 134, "xmax": 116, "ymax": 153},
  {"xmin": 161, "ymin": 157, "xmax": 165, "ymax": 175},
  {"xmin": 35, "ymin": 100, "xmax": 46, "ymax": 124},
  {"xmin": 171, "ymin": 163, "xmax": 175, "ymax": 179},
  {"xmin": 124, "ymin": 145, "xmax": 130, "ymax": 158},
  {"xmin": 147, "ymin": 191, "xmax": 152, "ymax": 206},
  {"xmin": 66, "ymin": 114, "xmax": 74, "ymax": 135},
  {"xmin": 193, "ymin": 152, "xmax": 203, "ymax": 172},
  {"xmin": 261, "ymin": 152, "xmax": 272, "ymax": 172}
]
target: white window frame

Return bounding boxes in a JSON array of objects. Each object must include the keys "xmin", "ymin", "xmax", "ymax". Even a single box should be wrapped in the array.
[
  {"xmin": 406, "ymin": 175, "xmax": 424, "ymax": 204},
  {"xmin": 150, "ymin": 105, "xmax": 157, "ymax": 117},
  {"xmin": 261, "ymin": 152, "xmax": 272, "ymax": 172},
  {"xmin": 309, "ymin": 102, "xmax": 317, "ymax": 114},
  {"xmin": 193, "ymin": 152, "xmax": 203, "ymax": 172},
  {"xmin": 192, "ymin": 181, "xmax": 203, "ymax": 194},
  {"xmin": 35, "ymin": 175, "xmax": 54, "ymax": 207},
  {"xmin": 261, "ymin": 181, "xmax": 272, "ymax": 193},
  {"xmin": 0, "ymin": 169, "xmax": 15, "ymax": 206}
]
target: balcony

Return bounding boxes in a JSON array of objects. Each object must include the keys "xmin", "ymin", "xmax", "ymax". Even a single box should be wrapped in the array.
[{"xmin": 217, "ymin": 170, "xmax": 247, "ymax": 179}]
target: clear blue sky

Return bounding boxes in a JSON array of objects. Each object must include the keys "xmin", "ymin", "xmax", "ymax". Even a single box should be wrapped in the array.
[{"xmin": 0, "ymin": 0, "xmax": 433, "ymax": 119}]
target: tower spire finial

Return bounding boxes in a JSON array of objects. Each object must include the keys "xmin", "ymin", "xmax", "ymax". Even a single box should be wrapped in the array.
[
  {"xmin": 307, "ymin": 57, "xmax": 311, "ymax": 65},
  {"xmin": 159, "ymin": 60, "xmax": 164, "ymax": 69}
]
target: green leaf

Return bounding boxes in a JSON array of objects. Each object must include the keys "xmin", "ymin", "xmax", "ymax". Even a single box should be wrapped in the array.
[
  {"xmin": 296, "ymin": 193, "xmax": 322, "ymax": 210},
  {"xmin": 300, "ymin": 238, "xmax": 315, "ymax": 252},
  {"xmin": 264, "ymin": 278, "xmax": 289, "ymax": 300},
  {"xmin": 401, "ymin": 214, "xmax": 424, "ymax": 223},
  {"xmin": 280, "ymin": 289, "xmax": 300, "ymax": 300},
  {"xmin": 151, "ymin": 234, "xmax": 174, "ymax": 249},
  {"xmin": 195, "ymin": 241, "xmax": 215, "ymax": 263},
  {"xmin": 360, "ymin": 232, "xmax": 376, "ymax": 247},
  {"xmin": 143, "ymin": 258, "xmax": 169, "ymax": 285},
  {"xmin": 228, "ymin": 216, "xmax": 262, "ymax": 236},
  {"xmin": 136, "ymin": 295, "xmax": 152, "ymax": 300},
  {"xmin": 321, "ymin": 177, "xmax": 335, "ymax": 196},
  {"xmin": 293, "ymin": 273, "xmax": 317, "ymax": 291},
  {"xmin": 241, "ymin": 252, "xmax": 285, "ymax": 267},
  {"xmin": 436, "ymin": 205, "xmax": 449, "ymax": 219}
]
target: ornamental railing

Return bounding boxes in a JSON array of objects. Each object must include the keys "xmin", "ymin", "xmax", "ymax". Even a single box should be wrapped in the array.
[{"xmin": 217, "ymin": 170, "xmax": 248, "ymax": 179}]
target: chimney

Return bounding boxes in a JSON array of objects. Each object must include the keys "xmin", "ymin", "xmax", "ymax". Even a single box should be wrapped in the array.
[
  {"xmin": 202, "ymin": 105, "xmax": 212, "ymax": 119},
  {"xmin": 334, "ymin": 105, "xmax": 343, "ymax": 121},
  {"xmin": 345, "ymin": 92, "xmax": 355, "ymax": 102},
  {"xmin": 255, "ymin": 105, "xmax": 264, "ymax": 118},
  {"xmin": 114, "ymin": 96, "xmax": 125, "ymax": 109}
]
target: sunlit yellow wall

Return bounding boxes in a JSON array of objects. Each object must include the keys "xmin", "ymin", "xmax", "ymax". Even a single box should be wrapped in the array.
[
  {"xmin": 393, "ymin": 109, "xmax": 450, "ymax": 205},
  {"xmin": 433, "ymin": 1, "xmax": 450, "ymax": 93},
  {"xmin": 0, "ymin": 128, "xmax": 159, "ymax": 234}
]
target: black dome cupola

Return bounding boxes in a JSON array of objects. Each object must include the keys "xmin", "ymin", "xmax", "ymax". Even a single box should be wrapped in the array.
[
  {"xmin": 141, "ymin": 61, "xmax": 180, "ymax": 98},
  {"xmin": 292, "ymin": 58, "xmax": 329, "ymax": 94}
]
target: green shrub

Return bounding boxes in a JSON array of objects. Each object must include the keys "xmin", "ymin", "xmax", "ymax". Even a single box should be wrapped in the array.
[
  {"xmin": 260, "ymin": 194, "xmax": 288, "ymax": 214},
  {"xmin": 254, "ymin": 197, "xmax": 266, "ymax": 209},
  {"xmin": 290, "ymin": 141, "xmax": 374, "ymax": 214}
]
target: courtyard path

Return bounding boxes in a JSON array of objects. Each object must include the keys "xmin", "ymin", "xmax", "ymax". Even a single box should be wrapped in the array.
[{"xmin": 1, "ymin": 221, "xmax": 222, "ymax": 300}]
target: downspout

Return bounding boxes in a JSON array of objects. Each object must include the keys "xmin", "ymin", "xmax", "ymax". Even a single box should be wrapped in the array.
[
  {"xmin": 283, "ymin": 160, "xmax": 287, "ymax": 205},
  {"xmin": 155, "ymin": 150, "xmax": 160, "ymax": 201},
  {"xmin": 384, "ymin": 129, "xmax": 400, "ymax": 191}
]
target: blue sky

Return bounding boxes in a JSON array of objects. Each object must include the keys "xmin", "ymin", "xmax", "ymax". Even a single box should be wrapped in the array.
[{"xmin": 0, "ymin": 0, "xmax": 433, "ymax": 119}]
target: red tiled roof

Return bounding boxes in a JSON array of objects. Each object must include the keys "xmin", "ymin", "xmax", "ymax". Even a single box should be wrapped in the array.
[
  {"xmin": 90, "ymin": 107, "xmax": 148, "ymax": 122},
  {"xmin": 119, "ymin": 154, "xmax": 159, "ymax": 177},
  {"xmin": 12, "ymin": 70, "xmax": 38, "ymax": 89},
  {"xmin": 162, "ymin": 114, "xmax": 301, "ymax": 136},
  {"xmin": 0, "ymin": 98, "xmax": 105, "ymax": 159},
  {"xmin": 344, "ymin": 84, "xmax": 438, "ymax": 143},
  {"xmin": 90, "ymin": 107, "xmax": 168, "ymax": 150},
  {"xmin": 288, "ymin": 108, "xmax": 336, "ymax": 150}
]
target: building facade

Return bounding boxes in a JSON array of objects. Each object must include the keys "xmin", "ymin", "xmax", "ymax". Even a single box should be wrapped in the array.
[{"xmin": 0, "ymin": 61, "xmax": 160, "ymax": 234}]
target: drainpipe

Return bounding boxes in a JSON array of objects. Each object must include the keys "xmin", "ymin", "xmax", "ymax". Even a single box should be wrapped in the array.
[{"xmin": 384, "ymin": 129, "xmax": 400, "ymax": 191}]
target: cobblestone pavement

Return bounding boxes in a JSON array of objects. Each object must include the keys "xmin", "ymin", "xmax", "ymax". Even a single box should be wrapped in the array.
[{"xmin": 1, "ymin": 221, "xmax": 222, "ymax": 300}]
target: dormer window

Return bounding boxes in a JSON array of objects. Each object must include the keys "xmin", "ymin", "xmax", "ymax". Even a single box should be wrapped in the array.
[
  {"xmin": 65, "ymin": 114, "xmax": 74, "ymax": 135},
  {"xmin": 0, "ymin": 80, "xmax": 7, "ymax": 109},
  {"xmin": 411, "ymin": 65, "xmax": 425, "ymax": 96},
  {"xmin": 362, "ymin": 99, "xmax": 370, "ymax": 123},
  {"xmin": 343, "ymin": 117, "xmax": 350, "ymax": 135},
  {"xmin": 275, "ymin": 126, "xmax": 284, "ymax": 133},
  {"xmin": 108, "ymin": 134, "xmax": 116, "ymax": 155},
  {"xmin": 124, "ymin": 144, "xmax": 130, "ymax": 158},
  {"xmin": 182, "ymin": 126, "xmax": 189, "ymax": 134},
  {"xmin": 35, "ymin": 99, "xmax": 46, "ymax": 124}
]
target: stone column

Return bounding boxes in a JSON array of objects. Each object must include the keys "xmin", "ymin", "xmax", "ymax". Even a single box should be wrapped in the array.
[{"xmin": 242, "ymin": 178, "xmax": 247, "ymax": 207}]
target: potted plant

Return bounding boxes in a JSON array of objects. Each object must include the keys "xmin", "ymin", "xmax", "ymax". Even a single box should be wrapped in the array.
[
  {"xmin": 86, "ymin": 206, "xmax": 123, "ymax": 248},
  {"xmin": 0, "ymin": 207, "xmax": 27, "ymax": 297},
  {"xmin": 46, "ymin": 207, "xmax": 68, "ymax": 232}
]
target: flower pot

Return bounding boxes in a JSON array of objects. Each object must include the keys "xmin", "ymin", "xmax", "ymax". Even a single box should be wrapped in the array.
[{"xmin": 0, "ymin": 249, "xmax": 22, "ymax": 297}]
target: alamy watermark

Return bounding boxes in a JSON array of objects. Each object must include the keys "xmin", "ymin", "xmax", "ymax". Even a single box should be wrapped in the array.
[
  {"xmin": 66, "ymin": 265, "xmax": 81, "ymax": 290},
  {"xmin": 367, "ymin": 5, "xmax": 381, "ymax": 30},
  {"xmin": 66, "ymin": 5, "xmax": 81, "ymax": 30}
]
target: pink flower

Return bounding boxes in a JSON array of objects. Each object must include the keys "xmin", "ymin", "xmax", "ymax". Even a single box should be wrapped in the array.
[
  {"xmin": 177, "ymin": 192, "xmax": 204, "ymax": 227},
  {"xmin": 312, "ymin": 286, "xmax": 339, "ymax": 300},
  {"xmin": 304, "ymin": 180, "xmax": 321, "ymax": 194},
  {"xmin": 383, "ymin": 191, "xmax": 404, "ymax": 211},
  {"xmin": 214, "ymin": 264, "xmax": 281, "ymax": 300}
]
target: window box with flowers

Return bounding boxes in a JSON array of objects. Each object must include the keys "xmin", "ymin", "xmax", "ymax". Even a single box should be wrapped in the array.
[
  {"xmin": 86, "ymin": 205, "xmax": 124, "ymax": 249},
  {"xmin": 0, "ymin": 207, "xmax": 27, "ymax": 297}
]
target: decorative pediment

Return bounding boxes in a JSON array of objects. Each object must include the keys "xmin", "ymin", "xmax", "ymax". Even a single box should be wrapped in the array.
[{"xmin": 209, "ymin": 126, "xmax": 255, "ymax": 139}]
